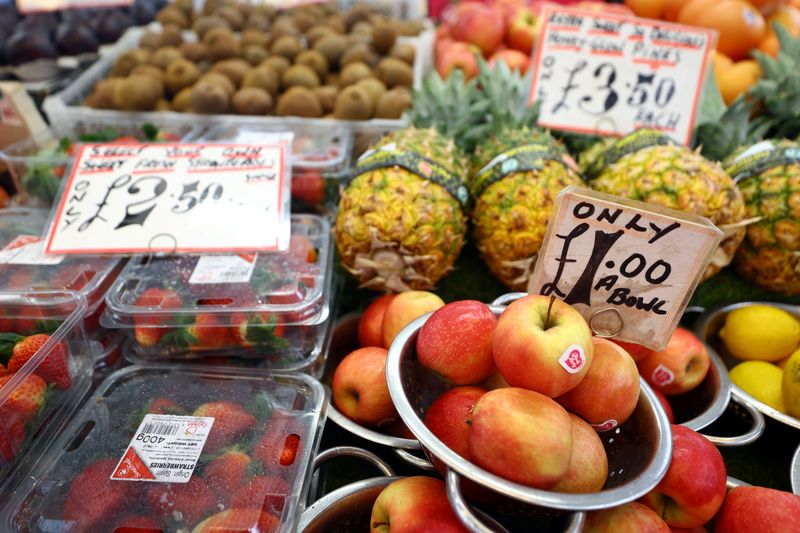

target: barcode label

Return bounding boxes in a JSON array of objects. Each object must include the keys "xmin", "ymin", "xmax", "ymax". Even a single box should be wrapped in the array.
[
  {"xmin": 189, "ymin": 255, "xmax": 256, "ymax": 284},
  {"xmin": 140, "ymin": 422, "xmax": 180, "ymax": 436}
]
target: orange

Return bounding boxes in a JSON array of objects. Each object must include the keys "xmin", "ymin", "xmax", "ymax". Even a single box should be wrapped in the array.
[
  {"xmin": 758, "ymin": 32, "xmax": 780, "ymax": 56},
  {"xmin": 692, "ymin": 1, "xmax": 767, "ymax": 60},
  {"xmin": 677, "ymin": 0, "xmax": 717, "ymax": 25},
  {"xmin": 711, "ymin": 50, "xmax": 734, "ymax": 80},
  {"xmin": 718, "ymin": 60, "xmax": 762, "ymax": 104},
  {"xmin": 663, "ymin": 0, "xmax": 693, "ymax": 21},
  {"xmin": 756, "ymin": 5, "xmax": 800, "ymax": 56},
  {"xmin": 624, "ymin": 0, "xmax": 667, "ymax": 19},
  {"xmin": 748, "ymin": 0, "xmax": 781, "ymax": 13}
]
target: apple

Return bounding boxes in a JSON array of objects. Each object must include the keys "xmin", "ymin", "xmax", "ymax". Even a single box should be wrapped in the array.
[
  {"xmin": 488, "ymin": 49, "xmax": 530, "ymax": 73},
  {"xmin": 584, "ymin": 502, "xmax": 670, "ymax": 532},
  {"xmin": 551, "ymin": 413, "xmax": 608, "ymax": 493},
  {"xmin": 637, "ymin": 328, "xmax": 710, "ymax": 396},
  {"xmin": 417, "ymin": 301, "xmax": 497, "ymax": 384},
  {"xmin": 381, "ymin": 291, "xmax": 445, "ymax": 349},
  {"xmin": 436, "ymin": 45, "xmax": 479, "ymax": 80},
  {"xmin": 479, "ymin": 372, "xmax": 510, "ymax": 390},
  {"xmin": 652, "ymin": 388, "xmax": 675, "ymax": 423},
  {"xmin": 608, "ymin": 338, "xmax": 650, "ymax": 361},
  {"xmin": 492, "ymin": 294, "xmax": 593, "ymax": 398},
  {"xmin": 423, "ymin": 386, "xmax": 487, "ymax": 461},
  {"xmin": 715, "ymin": 486, "xmax": 800, "ymax": 532},
  {"xmin": 358, "ymin": 294, "xmax": 396, "ymax": 348},
  {"xmin": 469, "ymin": 387, "xmax": 572, "ymax": 488},
  {"xmin": 370, "ymin": 476, "xmax": 468, "ymax": 533},
  {"xmin": 451, "ymin": 3, "xmax": 506, "ymax": 56},
  {"xmin": 640, "ymin": 425, "xmax": 727, "ymax": 528},
  {"xmin": 556, "ymin": 337, "xmax": 640, "ymax": 431},
  {"xmin": 332, "ymin": 347, "xmax": 397, "ymax": 426},
  {"xmin": 506, "ymin": 6, "xmax": 540, "ymax": 54}
]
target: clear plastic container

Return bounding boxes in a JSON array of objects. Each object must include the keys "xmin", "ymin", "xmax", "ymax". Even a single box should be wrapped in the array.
[
  {"xmin": 0, "ymin": 290, "xmax": 92, "ymax": 501},
  {"xmin": 102, "ymin": 214, "xmax": 333, "ymax": 369},
  {"xmin": 3, "ymin": 364, "xmax": 327, "ymax": 533},
  {"xmin": 0, "ymin": 208, "xmax": 123, "ymax": 319}
]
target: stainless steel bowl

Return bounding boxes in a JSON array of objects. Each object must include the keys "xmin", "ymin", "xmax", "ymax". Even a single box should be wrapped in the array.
[
  {"xmin": 386, "ymin": 305, "xmax": 673, "ymax": 513},
  {"xmin": 791, "ymin": 442, "xmax": 800, "ymax": 495}
]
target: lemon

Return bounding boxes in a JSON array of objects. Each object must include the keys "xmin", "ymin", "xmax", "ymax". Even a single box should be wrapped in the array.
[
  {"xmin": 730, "ymin": 361, "xmax": 785, "ymax": 412},
  {"xmin": 782, "ymin": 349, "xmax": 800, "ymax": 417},
  {"xmin": 719, "ymin": 305, "xmax": 800, "ymax": 361}
]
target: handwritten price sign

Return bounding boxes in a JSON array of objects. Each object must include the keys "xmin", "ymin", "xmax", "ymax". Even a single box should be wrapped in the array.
[
  {"xmin": 529, "ymin": 6, "xmax": 715, "ymax": 145},
  {"xmin": 528, "ymin": 187, "xmax": 722, "ymax": 350},
  {"xmin": 45, "ymin": 142, "xmax": 291, "ymax": 255}
]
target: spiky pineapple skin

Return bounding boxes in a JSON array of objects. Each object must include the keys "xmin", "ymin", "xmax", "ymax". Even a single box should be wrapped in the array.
[
  {"xmin": 471, "ymin": 129, "xmax": 583, "ymax": 290},
  {"xmin": 335, "ymin": 128, "xmax": 467, "ymax": 291},
  {"xmin": 735, "ymin": 163, "xmax": 800, "ymax": 294},
  {"xmin": 586, "ymin": 143, "xmax": 746, "ymax": 281}
]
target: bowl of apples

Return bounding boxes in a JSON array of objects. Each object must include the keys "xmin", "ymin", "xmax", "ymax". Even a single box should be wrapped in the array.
[{"xmin": 385, "ymin": 294, "xmax": 674, "ymax": 521}]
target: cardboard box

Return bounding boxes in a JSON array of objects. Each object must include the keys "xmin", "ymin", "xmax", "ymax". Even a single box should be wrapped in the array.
[{"xmin": 0, "ymin": 82, "xmax": 48, "ymax": 150}]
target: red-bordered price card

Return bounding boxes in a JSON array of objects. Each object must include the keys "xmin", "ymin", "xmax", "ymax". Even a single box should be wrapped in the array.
[
  {"xmin": 44, "ymin": 141, "xmax": 292, "ymax": 255},
  {"xmin": 17, "ymin": 0, "xmax": 132, "ymax": 14},
  {"xmin": 529, "ymin": 6, "xmax": 716, "ymax": 145}
]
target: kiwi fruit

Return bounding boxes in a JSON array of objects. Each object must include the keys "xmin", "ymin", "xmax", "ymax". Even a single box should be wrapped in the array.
[
  {"xmin": 324, "ymin": 14, "xmax": 346, "ymax": 34},
  {"xmin": 157, "ymin": 25, "xmax": 184, "ymax": 48},
  {"xmin": 240, "ymin": 29, "xmax": 269, "ymax": 49},
  {"xmin": 282, "ymin": 64, "xmax": 320, "ymax": 89},
  {"xmin": 270, "ymin": 35, "xmax": 302, "ymax": 61},
  {"xmin": 156, "ymin": 6, "xmax": 188, "ymax": 29},
  {"xmin": 130, "ymin": 64, "xmax": 165, "ymax": 85},
  {"xmin": 276, "ymin": 86, "xmax": 322, "ymax": 117},
  {"xmin": 172, "ymin": 87, "xmax": 193, "ymax": 111},
  {"xmin": 312, "ymin": 85, "xmax": 337, "ymax": 114},
  {"xmin": 193, "ymin": 15, "xmax": 229, "ymax": 39},
  {"xmin": 306, "ymin": 25, "xmax": 334, "ymax": 47},
  {"xmin": 389, "ymin": 42, "xmax": 415, "ymax": 65},
  {"xmin": 348, "ymin": 32, "xmax": 372, "ymax": 47},
  {"xmin": 191, "ymin": 81, "xmax": 230, "ymax": 114},
  {"xmin": 313, "ymin": 34, "xmax": 347, "ymax": 68},
  {"xmin": 175, "ymin": 0, "xmax": 192, "ymax": 16},
  {"xmin": 271, "ymin": 16, "xmax": 299, "ymax": 39},
  {"xmin": 232, "ymin": 87, "xmax": 272, "ymax": 115},
  {"xmin": 241, "ymin": 66, "xmax": 279, "ymax": 96},
  {"xmin": 340, "ymin": 43, "xmax": 378, "ymax": 67},
  {"xmin": 371, "ymin": 21, "xmax": 397, "ymax": 55},
  {"xmin": 150, "ymin": 46, "xmax": 183, "ymax": 70},
  {"xmin": 251, "ymin": 4, "xmax": 276, "ymax": 19},
  {"xmin": 242, "ymin": 45, "xmax": 268, "ymax": 66},
  {"xmin": 339, "ymin": 61, "xmax": 371, "ymax": 87},
  {"xmin": 375, "ymin": 57, "xmax": 413, "ymax": 88},
  {"xmin": 155, "ymin": 99, "xmax": 171, "ymax": 111},
  {"xmin": 179, "ymin": 42, "xmax": 209, "ymax": 63},
  {"xmin": 139, "ymin": 32, "xmax": 160, "ymax": 50},
  {"xmin": 85, "ymin": 78, "xmax": 120, "ymax": 109},
  {"xmin": 333, "ymin": 85, "xmax": 372, "ymax": 120},
  {"xmin": 245, "ymin": 13, "xmax": 270, "ymax": 33},
  {"xmin": 206, "ymin": 33, "xmax": 240, "ymax": 62},
  {"xmin": 259, "ymin": 55, "xmax": 290, "ymax": 78},
  {"xmin": 201, "ymin": 0, "xmax": 221, "ymax": 16},
  {"xmin": 351, "ymin": 21, "xmax": 373, "ymax": 36},
  {"xmin": 292, "ymin": 11, "xmax": 315, "ymax": 33},
  {"xmin": 375, "ymin": 87, "xmax": 412, "ymax": 119},
  {"xmin": 113, "ymin": 75, "xmax": 163, "ymax": 111},
  {"xmin": 165, "ymin": 58, "xmax": 201, "ymax": 94},
  {"xmin": 111, "ymin": 49, "xmax": 151, "ymax": 77},
  {"xmin": 295, "ymin": 49, "xmax": 328, "ymax": 79},
  {"xmin": 355, "ymin": 77, "xmax": 386, "ymax": 111},
  {"xmin": 200, "ymin": 72, "xmax": 235, "ymax": 96},
  {"xmin": 215, "ymin": 5, "xmax": 243, "ymax": 31},
  {"xmin": 344, "ymin": 4, "xmax": 372, "ymax": 30},
  {"xmin": 211, "ymin": 58, "xmax": 250, "ymax": 86},
  {"xmin": 325, "ymin": 72, "xmax": 340, "ymax": 86},
  {"xmin": 202, "ymin": 26, "xmax": 235, "ymax": 47}
]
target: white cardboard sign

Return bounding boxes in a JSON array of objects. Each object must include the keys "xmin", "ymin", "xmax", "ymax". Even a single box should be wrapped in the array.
[
  {"xmin": 527, "ymin": 187, "xmax": 722, "ymax": 351},
  {"xmin": 18, "ymin": 0, "xmax": 132, "ymax": 14},
  {"xmin": 529, "ymin": 6, "xmax": 715, "ymax": 145},
  {"xmin": 45, "ymin": 142, "xmax": 292, "ymax": 255}
]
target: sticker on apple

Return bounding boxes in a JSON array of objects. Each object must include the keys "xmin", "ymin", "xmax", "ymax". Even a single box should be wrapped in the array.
[
  {"xmin": 558, "ymin": 344, "xmax": 586, "ymax": 374},
  {"xmin": 652, "ymin": 364, "xmax": 676, "ymax": 386},
  {"xmin": 592, "ymin": 419, "xmax": 618, "ymax": 432}
]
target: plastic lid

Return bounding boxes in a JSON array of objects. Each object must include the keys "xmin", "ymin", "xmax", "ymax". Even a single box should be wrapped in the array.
[
  {"xmin": 0, "ymin": 208, "xmax": 123, "ymax": 314},
  {"xmin": 4, "ymin": 365, "xmax": 327, "ymax": 533},
  {"xmin": 102, "ymin": 214, "xmax": 331, "ymax": 328}
]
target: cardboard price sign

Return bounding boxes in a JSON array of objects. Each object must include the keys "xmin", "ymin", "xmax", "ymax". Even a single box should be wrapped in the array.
[
  {"xmin": 529, "ymin": 6, "xmax": 715, "ymax": 145},
  {"xmin": 45, "ymin": 142, "xmax": 292, "ymax": 255},
  {"xmin": 18, "ymin": 0, "xmax": 131, "ymax": 14},
  {"xmin": 527, "ymin": 187, "xmax": 722, "ymax": 350}
]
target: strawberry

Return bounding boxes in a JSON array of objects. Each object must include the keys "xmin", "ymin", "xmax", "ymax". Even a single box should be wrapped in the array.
[
  {"xmin": 291, "ymin": 171, "xmax": 325, "ymax": 207},
  {"xmin": 0, "ymin": 363, "xmax": 7, "ymax": 377},
  {"xmin": 191, "ymin": 508, "xmax": 280, "ymax": 533},
  {"xmin": 146, "ymin": 476, "xmax": 217, "ymax": 527},
  {"xmin": 0, "ymin": 420, "xmax": 26, "ymax": 466},
  {"xmin": 204, "ymin": 449, "xmax": 251, "ymax": 499},
  {"xmin": 230, "ymin": 476, "xmax": 289, "ymax": 517},
  {"xmin": 2, "ymin": 333, "xmax": 71, "ymax": 389},
  {"xmin": 147, "ymin": 397, "xmax": 185, "ymax": 415},
  {"xmin": 134, "ymin": 288, "xmax": 182, "ymax": 347},
  {"xmin": 252, "ymin": 412, "xmax": 302, "ymax": 474},
  {"xmin": 193, "ymin": 402, "xmax": 256, "ymax": 453},
  {"xmin": 0, "ymin": 374, "xmax": 48, "ymax": 426},
  {"xmin": 64, "ymin": 458, "xmax": 131, "ymax": 532},
  {"xmin": 107, "ymin": 515, "xmax": 162, "ymax": 533},
  {"xmin": 161, "ymin": 314, "xmax": 235, "ymax": 351},
  {"xmin": 230, "ymin": 312, "xmax": 287, "ymax": 352},
  {"xmin": 51, "ymin": 264, "xmax": 93, "ymax": 291}
]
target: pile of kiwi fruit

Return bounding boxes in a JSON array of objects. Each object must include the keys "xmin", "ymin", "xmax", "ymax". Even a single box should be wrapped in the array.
[{"xmin": 84, "ymin": 0, "xmax": 420, "ymax": 119}]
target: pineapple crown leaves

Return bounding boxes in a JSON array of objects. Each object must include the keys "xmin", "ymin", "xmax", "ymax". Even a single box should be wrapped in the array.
[{"xmin": 694, "ymin": 97, "xmax": 762, "ymax": 162}]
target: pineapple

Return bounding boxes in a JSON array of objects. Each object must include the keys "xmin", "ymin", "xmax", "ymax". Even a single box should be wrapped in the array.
[
  {"xmin": 581, "ymin": 129, "xmax": 746, "ymax": 281},
  {"xmin": 723, "ymin": 140, "xmax": 800, "ymax": 294},
  {"xmin": 335, "ymin": 127, "xmax": 468, "ymax": 291},
  {"xmin": 470, "ymin": 128, "xmax": 583, "ymax": 290}
]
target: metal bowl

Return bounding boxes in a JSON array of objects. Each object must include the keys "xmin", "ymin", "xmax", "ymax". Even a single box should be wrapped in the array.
[
  {"xmin": 386, "ymin": 305, "xmax": 673, "ymax": 513},
  {"xmin": 694, "ymin": 301, "xmax": 800, "ymax": 431}
]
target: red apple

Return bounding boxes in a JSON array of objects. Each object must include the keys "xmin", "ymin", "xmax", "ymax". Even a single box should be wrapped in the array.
[
  {"xmin": 652, "ymin": 388, "xmax": 675, "ymax": 423},
  {"xmin": 550, "ymin": 413, "xmax": 608, "ymax": 493},
  {"xmin": 435, "ymin": 24, "xmax": 452, "ymax": 41},
  {"xmin": 715, "ymin": 486, "xmax": 800, "ymax": 533},
  {"xmin": 608, "ymin": 338, "xmax": 651, "ymax": 361},
  {"xmin": 358, "ymin": 294, "xmax": 396, "ymax": 348},
  {"xmin": 470, "ymin": 387, "xmax": 572, "ymax": 488},
  {"xmin": 423, "ymin": 386, "xmax": 487, "ymax": 461},
  {"xmin": 332, "ymin": 347, "xmax": 396, "ymax": 426},
  {"xmin": 436, "ymin": 46, "xmax": 479, "ymax": 80},
  {"xmin": 506, "ymin": 6, "xmax": 540, "ymax": 54},
  {"xmin": 640, "ymin": 425, "xmax": 727, "ymax": 528},
  {"xmin": 492, "ymin": 295, "xmax": 593, "ymax": 398},
  {"xmin": 488, "ymin": 49, "xmax": 530, "ymax": 73},
  {"xmin": 584, "ymin": 502, "xmax": 670, "ymax": 533},
  {"xmin": 417, "ymin": 301, "xmax": 497, "ymax": 384},
  {"xmin": 637, "ymin": 328, "xmax": 711, "ymax": 396},
  {"xmin": 381, "ymin": 291, "xmax": 445, "ymax": 349},
  {"xmin": 479, "ymin": 372, "xmax": 510, "ymax": 390},
  {"xmin": 370, "ymin": 476, "xmax": 469, "ymax": 533},
  {"xmin": 451, "ymin": 3, "xmax": 506, "ymax": 56},
  {"xmin": 556, "ymin": 337, "xmax": 640, "ymax": 431}
]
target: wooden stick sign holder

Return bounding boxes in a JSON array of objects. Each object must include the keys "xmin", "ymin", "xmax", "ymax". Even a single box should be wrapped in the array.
[{"xmin": 527, "ymin": 186, "xmax": 723, "ymax": 351}]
